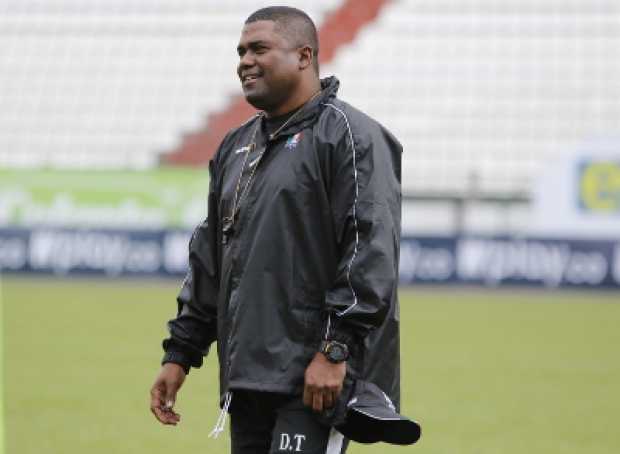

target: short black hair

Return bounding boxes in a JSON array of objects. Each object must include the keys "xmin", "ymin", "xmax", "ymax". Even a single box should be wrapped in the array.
[{"xmin": 245, "ymin": 6, "xmax": 319, "ymax": 73}]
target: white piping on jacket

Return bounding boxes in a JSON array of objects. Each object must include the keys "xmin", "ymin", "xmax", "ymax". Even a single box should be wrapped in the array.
[
  {"xmin": 324, "ymin": 313, "xmax": 332, "ymax": 340},
  {"xmin": 324, "ymin": 103, "xmax": 360, "ymax": 320}
]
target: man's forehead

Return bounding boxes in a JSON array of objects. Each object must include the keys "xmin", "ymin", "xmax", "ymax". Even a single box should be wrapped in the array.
[{"xmin": 239, "ymin": 20, "xmax": 283, "ymax": 45}]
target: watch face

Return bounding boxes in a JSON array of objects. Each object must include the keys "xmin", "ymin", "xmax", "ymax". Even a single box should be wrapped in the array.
[
  {"xmin": 330, "ymin": 344, "xmax": 346, "ymax": 362},
  {"xmin": 325, "ymin": 341, "xmax": 348, "ymax": 363}
]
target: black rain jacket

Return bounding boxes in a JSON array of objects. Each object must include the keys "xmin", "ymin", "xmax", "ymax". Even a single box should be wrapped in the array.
[{"xmin": 162, "ymin": 77, "xmax": 402, "ymax": 409}]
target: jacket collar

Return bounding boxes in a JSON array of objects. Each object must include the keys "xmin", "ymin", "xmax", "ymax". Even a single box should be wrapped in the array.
[{"xmin": 262, "ymin": 76, "xmax": 340, "ymax": 140}]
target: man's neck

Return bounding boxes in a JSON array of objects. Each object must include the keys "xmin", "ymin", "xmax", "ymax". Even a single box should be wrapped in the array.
[{"xmin": 265, "ymin": 79, "xmax": 321, "ymax": 118}]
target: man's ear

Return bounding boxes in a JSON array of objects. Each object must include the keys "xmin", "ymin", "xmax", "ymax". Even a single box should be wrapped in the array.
[{"xmin": 298, "ymin": 46, "xmax": 314, "ymax": 70}]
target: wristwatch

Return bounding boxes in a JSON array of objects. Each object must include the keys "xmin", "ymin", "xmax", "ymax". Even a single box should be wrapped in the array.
[{"xmin": 319, "ymin": 340, "xmax": 349, "ymax": 364}]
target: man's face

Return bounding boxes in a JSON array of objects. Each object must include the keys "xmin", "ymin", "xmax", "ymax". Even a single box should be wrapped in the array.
[{"xmin": 237, "ymin": 20, "xmax": 301, "ymax": 113}]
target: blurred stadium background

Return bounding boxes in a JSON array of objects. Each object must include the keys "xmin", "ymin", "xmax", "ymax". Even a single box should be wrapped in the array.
[{"xmin": 0, "ymin": 1, "xmax": 619, "ymax": 453}]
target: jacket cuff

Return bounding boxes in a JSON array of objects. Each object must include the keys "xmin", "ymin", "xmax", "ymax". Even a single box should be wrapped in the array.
[
  {"xmin": 162, "ymin": 337, "xmax": 204, "ymax": 373},
  {"xmin": 323, "ymin": 319, "xmax": 359, "ymax": 358},
  {"xmin": 161, "ymin": 350, "xmax": 192, "ymax": 375}
]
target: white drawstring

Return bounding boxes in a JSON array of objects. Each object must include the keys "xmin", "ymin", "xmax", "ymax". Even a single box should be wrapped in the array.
[
  {"xmin": 324, "ymin": 314, "xmax": 332, "ymax": 340},
  {"xmin": 208, "ymin": 391, "xmax": 232, "ymax": 439}
]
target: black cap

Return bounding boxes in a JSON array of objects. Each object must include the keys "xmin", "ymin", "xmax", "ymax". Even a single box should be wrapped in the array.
[{"xmin": 336, "ymin": 381, "xmax": 421, "ymax": 445}]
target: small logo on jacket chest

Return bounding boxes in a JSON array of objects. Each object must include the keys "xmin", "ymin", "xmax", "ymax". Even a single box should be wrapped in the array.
[{"xmin": 285, "ymin": 132, "xmax": 302, "ymax": 150}]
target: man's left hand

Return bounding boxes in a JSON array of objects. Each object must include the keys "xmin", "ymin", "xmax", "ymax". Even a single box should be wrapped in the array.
[{"xmin": 303, "ymin": 352, "xmax": 346, "ymax": 412}]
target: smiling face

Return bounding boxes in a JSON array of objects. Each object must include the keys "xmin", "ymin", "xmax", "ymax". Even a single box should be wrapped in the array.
[{"xmin": 237, "ymin": 20, "xmax": 303, "ymax": 114}]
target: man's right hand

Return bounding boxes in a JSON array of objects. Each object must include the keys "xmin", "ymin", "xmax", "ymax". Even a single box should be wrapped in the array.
[{"xmin": 150, "ymin": 363, "xmax": 186, "ymax": 425}]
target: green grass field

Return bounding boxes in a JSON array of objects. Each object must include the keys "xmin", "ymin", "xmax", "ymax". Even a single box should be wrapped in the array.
[{"xmin": 2, "ymin": 276, "xmax": 619, "ymax": 454}]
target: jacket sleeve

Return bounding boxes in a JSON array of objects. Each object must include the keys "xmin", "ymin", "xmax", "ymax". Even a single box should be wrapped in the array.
[
  {"xmin": 323, "ymin": 107, "xmax": 402, "ymax": 355},
  {"xmin": 161, "ymin": 158, "xmax": 221, "ymax": 373}
]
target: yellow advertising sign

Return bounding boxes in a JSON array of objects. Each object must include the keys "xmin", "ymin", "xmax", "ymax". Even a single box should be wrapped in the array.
[{"xmin": 579, "ymin": 161, "xmax": 620, "ymax": 214}]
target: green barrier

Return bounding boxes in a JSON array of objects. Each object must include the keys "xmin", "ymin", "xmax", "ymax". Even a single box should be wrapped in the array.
[{"xmin": 0, "ymin": 167, "xmax": 210, "ymax": 229}]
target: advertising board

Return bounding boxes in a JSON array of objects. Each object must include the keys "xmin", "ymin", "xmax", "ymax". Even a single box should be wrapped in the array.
[
  {"xmin": 400, "ymin": 236, "xmax": 620, "ymax": 288},
  {"xmin": 2, "ymin": 228, "xmax": 619, "ymax": 289}
]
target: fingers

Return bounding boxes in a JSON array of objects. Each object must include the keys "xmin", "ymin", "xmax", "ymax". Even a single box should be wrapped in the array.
[
  {"xmin": 161, "ymin": 407, "xmax": 182, "ymax": 425},
  {"xmin": 150, "ymin": 366, "xmax": 186, "ymax": 426},
  {"xmin": 150, "ymin": 385, "xmax": 164, "ymax": 419},
  {"xmin": 150, "ymin": 384, "xmax": 181, "ymax": 425},
  {"xmin": 303, "ymin": 385, "xmax": 312, "ymax": 407},
  {"xmin": 312, "ymin": 390, "xmax": 324, "ymax": 412},
  {"xmin": 303, "ymin": 354, "xmax": 346, "ymax": 412},
  {"xmin": 150, "ymin": 404, "xmax": 181, "ymax": 425},
  {"xmin": 303, "ymin": 380, "xmax": 343, "ymax": 412},
  {"xmin": 150, "ymin": 383, "xmax": 163, "ymax": 407},
  {"xmin": 323, "ymin": 390, "xmax": 334, "ymax": 409},
  {"xmin": 303, "ymin": 384, "xmax": 340, "ymax": 412},
  {"xmin": 164, "ymin": 386, "xmax": 178, "ymax": 412}
]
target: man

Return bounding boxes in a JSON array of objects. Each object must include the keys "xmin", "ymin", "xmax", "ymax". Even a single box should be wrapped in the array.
[{"xmin": 150, "ymin": 6, "xmax": 406, "ymax": 454}]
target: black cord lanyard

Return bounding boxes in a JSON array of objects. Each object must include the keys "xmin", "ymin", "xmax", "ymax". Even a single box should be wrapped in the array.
[{"xmin": 222, "ymin": 118, "xmax": 264, "ymax": 245}]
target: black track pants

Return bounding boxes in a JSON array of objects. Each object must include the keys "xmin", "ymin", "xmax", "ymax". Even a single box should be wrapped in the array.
[{"xmin": 229, "ymin": 390, "xmax": 349, "ymax": 454}]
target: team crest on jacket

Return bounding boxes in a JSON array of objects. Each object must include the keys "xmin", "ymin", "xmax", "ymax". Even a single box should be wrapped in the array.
[{"xmin": 285, "ymin": 132, "xmax": 302, "ymax": 150}]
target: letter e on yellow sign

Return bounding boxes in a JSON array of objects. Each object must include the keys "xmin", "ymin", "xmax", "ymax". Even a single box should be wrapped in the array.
[{"xmin": 579, "ymin": 161, "xmax": 620, "ymax": 214}]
